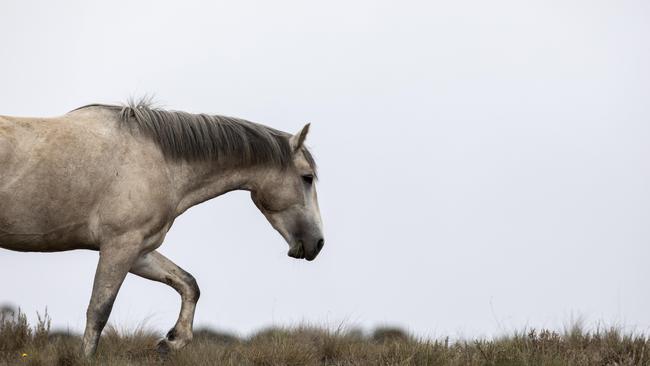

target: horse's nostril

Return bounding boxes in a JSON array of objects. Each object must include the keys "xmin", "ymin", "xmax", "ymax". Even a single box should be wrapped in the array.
[{"xmin": 317, "ymin": 239, "xmax": 324, "ymax": 251}]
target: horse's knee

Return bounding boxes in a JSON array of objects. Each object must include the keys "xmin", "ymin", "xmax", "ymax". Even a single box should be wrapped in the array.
[
  {"xmin": 177, "ymin": 272, "xmax": 200, "ymax": 303},
  {"xmin": 186, "ymin": 273, "xmax": 200, "ymax": 302}
]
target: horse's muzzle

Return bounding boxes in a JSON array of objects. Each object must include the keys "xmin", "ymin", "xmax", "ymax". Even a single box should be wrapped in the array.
[{"xmin": 288, "ymin": 238, "xmax": 324, "ymax": 261}]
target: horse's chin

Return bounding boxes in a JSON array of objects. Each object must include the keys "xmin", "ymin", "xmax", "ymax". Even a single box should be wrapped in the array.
[
  {"xmin": 304, "ymin": 254, "xmax": 317, "ymax": 261},
  {"xmin": 287, "ymin": 245, "xmax": 305, "ymax": 260}
]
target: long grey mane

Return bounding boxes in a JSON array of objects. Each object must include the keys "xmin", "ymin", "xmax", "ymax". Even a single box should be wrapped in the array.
[{"xmin": 74, "ymin": 100, "xmax": 316, "ymax": 172}]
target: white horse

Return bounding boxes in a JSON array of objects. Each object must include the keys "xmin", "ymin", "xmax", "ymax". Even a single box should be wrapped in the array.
[{"xmin": 0, "ymin": 100, "xmax": 324, "ymax": 355}]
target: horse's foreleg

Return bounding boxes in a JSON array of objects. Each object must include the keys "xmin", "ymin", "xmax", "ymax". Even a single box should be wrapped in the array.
[
  {"xmin": 81, "ymin": 235, "xmax": 143, "ymax": 357},
  {"xmin": 130, "ymin": 250, "xmax": 200, "ymax": 353}
]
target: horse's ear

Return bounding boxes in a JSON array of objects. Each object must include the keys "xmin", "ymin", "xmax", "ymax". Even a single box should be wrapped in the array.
[{"xmin": 290, "ymin": 123, "xmax": 310, "ymax": 152}]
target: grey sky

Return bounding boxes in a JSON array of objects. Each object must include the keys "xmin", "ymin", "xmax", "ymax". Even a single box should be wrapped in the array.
[{"xmin": 1, "ymin": 0, "xmax": 649, "ymax": 339}]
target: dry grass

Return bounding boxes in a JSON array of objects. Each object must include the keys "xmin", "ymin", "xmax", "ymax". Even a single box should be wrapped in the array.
[{"xmin": 1, "ymin": 309, "xmax": 649, "ymax": 366}]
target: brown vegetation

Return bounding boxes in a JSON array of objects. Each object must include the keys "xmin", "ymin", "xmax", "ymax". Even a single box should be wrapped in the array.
[{"xmin": 1, "ymin": 308, "xmax": 649, "ymax": 366}]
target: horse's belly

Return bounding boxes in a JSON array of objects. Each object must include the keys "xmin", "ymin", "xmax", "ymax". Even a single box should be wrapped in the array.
[
  {"xmin": 0, "ymin": 226, "xmax": 99, "ymax": 252},
  {"xmin": 0, "ymin": 184, "xmax": 100, "ymax": 252}
]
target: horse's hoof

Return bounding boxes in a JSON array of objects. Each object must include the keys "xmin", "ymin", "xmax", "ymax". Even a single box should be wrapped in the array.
[{"xmin": 156, "ymin": 339, "xmax": 172, "ymax": 358}]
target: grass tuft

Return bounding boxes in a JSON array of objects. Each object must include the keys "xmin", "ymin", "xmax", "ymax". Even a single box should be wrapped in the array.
[{"xmin": 1, "ymin": 310, "xmax": 649, "ymax": 365}]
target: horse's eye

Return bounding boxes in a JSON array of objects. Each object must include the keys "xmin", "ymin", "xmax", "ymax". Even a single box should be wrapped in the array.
[{"xmin": 302, "ymin": 175, "xmax": 314, "ymax": 185}]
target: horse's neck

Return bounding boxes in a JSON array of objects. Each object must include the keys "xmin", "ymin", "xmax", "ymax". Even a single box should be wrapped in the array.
[{"xmin": 172, "ymin": 161, "xmax": 260, "ymax": 216}]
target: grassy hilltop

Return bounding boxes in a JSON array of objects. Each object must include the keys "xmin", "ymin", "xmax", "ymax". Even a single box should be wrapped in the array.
[{"xmin": 1, "ymin": 309, "xmax": 649, "ymax": 366}]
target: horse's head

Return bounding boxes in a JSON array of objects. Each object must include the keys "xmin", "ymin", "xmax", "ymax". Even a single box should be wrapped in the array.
[{"xmin": 250, "ymin": 124, "xmax": 324, "ymax": 261}]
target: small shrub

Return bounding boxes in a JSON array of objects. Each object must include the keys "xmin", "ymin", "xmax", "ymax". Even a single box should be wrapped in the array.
[
  {"xmin": 193, "ymin": 327, "xmax": 240, "ymax": 344},
  {"xmin": 371, "ymin": 326, "xmax": 411, "ymax": 343}
]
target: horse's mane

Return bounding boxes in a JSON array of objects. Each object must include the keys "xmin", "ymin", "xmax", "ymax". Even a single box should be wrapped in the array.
[{"xmin": 73, "ymin": 100, "xmax": 316, "ymax": 173}]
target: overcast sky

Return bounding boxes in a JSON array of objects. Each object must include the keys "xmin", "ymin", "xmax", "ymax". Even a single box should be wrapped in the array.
[{"xmin": 1, "ymin": 0, "xmax": 649, "ymax": 339}]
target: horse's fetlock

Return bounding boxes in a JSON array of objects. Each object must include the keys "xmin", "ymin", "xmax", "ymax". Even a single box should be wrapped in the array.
[{"xmin": 166, "ymin": 328, "xmax": 177, "ymax": 341}]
